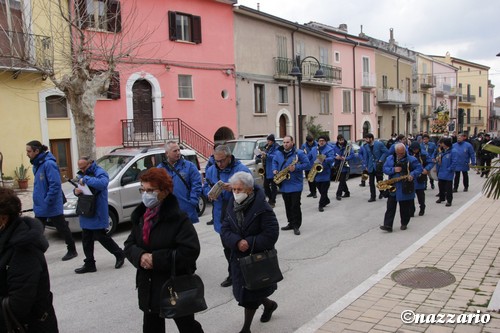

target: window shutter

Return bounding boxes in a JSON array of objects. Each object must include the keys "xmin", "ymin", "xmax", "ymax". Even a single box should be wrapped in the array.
[
  {"xmin": 192, "ymin": 15, "xmax": 202, "ymax": 44},
  {"xmin": 107, "ymin": 1, "xmax": 122, "ymax": 33},
  {"xmin": 107, "ymin": 71, "xmax": 121, "ymax": 100},
  {"xmin": 168, "ymin": 11, "xmax": 177, "ymax": 41},
  {"xmin": 76, "ymin": 0, "xmax": 89, "ymax": 29}
]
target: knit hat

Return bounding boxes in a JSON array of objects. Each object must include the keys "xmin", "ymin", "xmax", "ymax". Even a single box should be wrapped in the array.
[
  {"xmin": 267, "ymin": 134, "xmax": 275, "ymax": 142},
  {"xmin": 317, "ymin": 135, "xmax": 328, "ymax": 142}
]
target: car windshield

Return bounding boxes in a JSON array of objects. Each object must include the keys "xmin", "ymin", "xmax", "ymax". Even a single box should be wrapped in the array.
[
  {"xmin": 225, "ymin": 141, "xmax": 256, "ymax": 160},
  {"xmin": 96, "ymin": 155, "xmax": 134, "ymax": 180}
]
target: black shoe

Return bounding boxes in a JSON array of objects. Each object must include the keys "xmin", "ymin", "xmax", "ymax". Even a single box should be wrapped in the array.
[
  {"xmin": 342, "ymin": 193, "xmax": 350, "ymax": 198},
  {"xmin": 418, "ymin": 209, "xmax": 425, "ymax": 216},
  {"xmin": 453, "ymin": 189, "xmax": 458, "ymax": 193},
  {"xmin": 306, "ymin": 193, "xmax": 316, "ymax": 198},
  {"xmin": 368, "ymin": 197, "xmax": 376, "ymax": 202},
  {"xmin": 220, "ymin": 276, "xmax": 232, "ymax": 287},
  {"xmin": 62, "ymin": 250, "xmax": 78, "ymax": 261},
  {"xmin": 379, "ymin": 225, "xmax": 393, "ymax": 232},
  {"xmin": 260, "ymin": 301, "xmax": 278, "ymax": 323},
  {"xmin": 293, "ymin": 228, "xmax": 301, "ymax": 235},
  {"xmin": 359, "ymin": 182, "xmax": 366, "ymax": 187},
  {"xmin": 206, "ymin": 220, "xmax": 214, "ymax": 225},
  {"xmin": 435, "ymin": 193, "xmax": 440, "ymax": 197},
  {"xmin": 400, "ymin": 225, "xmax": 407, "ymax": 230},
  {"xmin": 281, "ymin": 225, "xmax": 293, "ymax": 231},
  {"xmin": 75, "ymin": 265, "xmax": 97, "ymax": 274},
  {"xmin": 336, "ymin": 196, "xmax": 342, "ymax": 201},
  {"xmin": 319, "ymin": 206, "xmax": 324, "ymax": 212},
  {"xmin": 436, "ymin": 199, "xmax": 443, "ymax": 203},
  {"xmin": 115, "ymin": 256, "xmax": 125, "ymax": 269},
  {"xmin": 312, "ymin": 194, "xmax": 317, "ymax": 198},
  {"xmin": 445, "ymin": 202, "xmax": 452, "ymax": 207},
  {"xmin": 464, "ymin": 188, "xmax": 468, "ymax": 192},
  {"xmin": 379, "ymin": 193, "xmax": 384, "ymax": 199}
]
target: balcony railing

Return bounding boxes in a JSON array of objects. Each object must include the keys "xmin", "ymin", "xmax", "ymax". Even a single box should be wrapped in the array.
[
  {"xmin": 361, "ymin": 72, "xmax": 376, "ymax": 88},
  {"xmin": 377, "ymin": 88, "xmax": 406, "ymax": 104},
  {"xmin": 273, "ymin": 57, "xmax": 342, "ymax": 85},
  {"xmin": 420, "ymin": 75, "xmax": 436, "ymax": 88},
  {"xmin": 459, "ymin": 94, "xmax": 476, "ymax": 104},
  {"xmin": 465, "ymin": 117, "xmax": 484, "ymax": 126},
  {"xmin": 421, "ymin": 106, "xmax": 435, "ymax": 119},
  {"xmin": 0, "ymin": 30, "xmax": 52, "ymax": 70},
  {"xmin": 404, "ymin": 93, "xmax": 419, "ymax": 106}
]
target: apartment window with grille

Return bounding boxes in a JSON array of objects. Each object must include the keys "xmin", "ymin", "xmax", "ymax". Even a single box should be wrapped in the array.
[
  {"xmin": 276, "ymin": 35, "xmax": 287, "ymax": 58},
  {"xmin": 278, "ymin": 86, "xmax": 288, "ymax": 104},
  {"xmin": 342, "ymin": 90, "xmax": 352, "ymax": 113},
  {"xmin": 382, "ymin": 75, "xmax": 388, "ymax": 89},
  {"xmin": 479, "ymin": 86, "xmax": 482, "ymax": 97},
  {"xmin": 178, "ymin": 75, "xmax": 193, "ymax": 99},
  {"xmin": 168, "ymin": 11, "xmax": 202, "ymax": 44},
  {"xmin": 254, "ymin": 84, "xmax": 265, "ymax": 114},
  {"xmin": 319, "ymin": 47, "xmax": 328, "ymax": 65},
  {"xmin": 338, "ymin": 125, "xmax": 351, "ymax": 141},
  {"xmin": 77, "ymin": 0, "xmax": 121, "ymax": 32},
  {"xmin": 46, "ymin": 95, "xmax": 68, "ymax": 118},
  {"xmin": 295, "ymin": 41, "xmax": 305, "ymax": 60},
  {"xmin": 334, "ymin": 51, "xmax": 340, "ymax": 63},
  {"xmin": 362, "ymin": 91, "xmax": 370, "ymax": 113},
  {"xmin": 320, "ymin": 92, "xmax": 329, "ymax": 114}
]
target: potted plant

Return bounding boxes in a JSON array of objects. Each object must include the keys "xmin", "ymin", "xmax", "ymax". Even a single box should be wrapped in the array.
[
  {"xmin": 14, "ymin": 164, "xmax": 30, "ymax": 190},
  {"xmin": 2, "ymin": 175, "xmax": 14, "ymax": 189}
]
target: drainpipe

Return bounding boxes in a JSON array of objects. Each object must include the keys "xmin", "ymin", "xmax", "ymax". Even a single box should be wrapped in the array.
[
  {"xmin": 396, "ymin": 56, "xmax": 401, "ymax": 134},
  {"xmin": 291, "ymin": 25, "xmax": 299, "ymax": 140},
  {"xmin": 352, "ymin": 42, "xmax": 358, "ymax": 140}
]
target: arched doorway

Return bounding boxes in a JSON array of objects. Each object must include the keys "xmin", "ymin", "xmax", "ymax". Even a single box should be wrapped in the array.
[
  {"xmin": 279, "ymin": 114, "xmax": 287, "ymax": 138},
  {"xmin": 132, "ymin": 80, "xmax": 153, "ymax": 132},
  {"xmin": 214, "ymin": 127, "xmax": 235, "ymax": 144},
  {"xmin": 362, "ymin": 121, "xmax": 371, "ymax": 138}
]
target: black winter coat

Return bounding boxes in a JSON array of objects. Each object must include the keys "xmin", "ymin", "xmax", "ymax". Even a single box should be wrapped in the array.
[
  {"xmin": 221, "ymin": 186, "xmax": 279, "ymax": 305},
  {"xmin": 0, "ymin": 217, "xmax": 58, "ymax": 333},
  {"xmin": 124, "ymin": 194, "xmax": 201, "ymax": 314}
]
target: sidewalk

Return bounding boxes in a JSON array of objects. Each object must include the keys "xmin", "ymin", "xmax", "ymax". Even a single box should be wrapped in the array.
[{"xmin": 299, "ymin": 193, "xmax": 500, "ymax": 332}]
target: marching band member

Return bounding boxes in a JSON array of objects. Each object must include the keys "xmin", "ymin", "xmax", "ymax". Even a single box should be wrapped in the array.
[
  {"xmin": 420, "ymin": 134, "xmax": 437, "ymax": 189},
  {"xmin": 332, "ymin": 135, "xmax": 353, "ymax": 201},
  {"xmin": 300, "ymin": 135, "xmax": 318, "ymax": 198},
  {"xmin": 361, "ymin": 133, "xmax": 388, "ymax": 202},
  {"xmin": 308, "ymin": 135, "xmax": 334, "ymax": 212},
  {"xmin": 409, "ymin": 142, "xmax": 434, "ymax": 216},
  {"xmin": 260, "ymin": 134, "xmax": 280, "ymax": 208},
  {"xmin": 436, "ymin": 138, "xmax": 457, "ymax": 206}
]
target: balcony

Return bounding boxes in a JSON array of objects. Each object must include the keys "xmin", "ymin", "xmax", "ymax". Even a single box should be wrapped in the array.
[
  {"xmin": 0, "ymin": 30, "xmax": 52, "ymax": 71},
  {"xmin": 420, "ymin": 75, "xmax": 436, "ymax": 89},
  {"xmin": 273, "ymin": 57, "xmax": 342, "ymax": 85},
  {"xmin": 361, "ymin": 72, "xmax": 376, "ymax": 88},
  {"xmin": 420, "ymin": 106, "xmax": 435, "ymax": 119},
  {"xmin": 459, "ymin": 94, "xmax": 476, "ymax": 104},
  {"xmin": 404, "ymin": 93, "xmax": 419, "ymax": 106},
  {"xmin": 377, "ymin": 88, "xmax": 406, "ymax": 105},
  {"xmin": 465, "ymin": 117, "xmax": 485, "ymax": 126}
]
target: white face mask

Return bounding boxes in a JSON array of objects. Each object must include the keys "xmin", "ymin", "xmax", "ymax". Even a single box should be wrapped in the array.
[
  {"xmin": 233, "ymin": 192, "xmax": 248, "ymax": 204},
  {"xmin": 142, "ymin": 192, "xmax": 159, "ymax": 208}
]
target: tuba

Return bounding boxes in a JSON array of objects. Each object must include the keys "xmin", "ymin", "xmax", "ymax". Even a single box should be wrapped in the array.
[
  {"xmin": 307, "ymin": 154, "xmax": 325, "ymax": 182},
  {"xmin": 376, "ymin": 175, "xmax": 411, "ymax": 192},
  {"xmin": 274, "ymin": 156, "xmax": 298, "ymax": 185}
]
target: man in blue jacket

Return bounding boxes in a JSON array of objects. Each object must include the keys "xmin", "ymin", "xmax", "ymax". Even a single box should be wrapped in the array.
[
  {"xmin": 452, "ymin": 133, "xmax": 476, "ymax": 192},
  {"xmin": 332, "ymin": 135, "xmax": 354, "ymax": 201},
  {"xmin": 420, "ymin": 134, "xmax": 437, "ymax": 189},
  {"xmin": 308, "ymin": 135, "xmax": 334, "ymax": 212},
  {"xmin": 26, "ymin": 140, "xmax": 77, "ymax": 261},
  {"xmin": 300, "ymin": 135, "xmax": 318, "ymax": 198},
  {"xmin": 436, "ymin": 138, "xmax": 457, "ymax": 206},
  {"xmin": 272, "ymin": 135, "xmax": 310, "ymax": 235},
  {"xmin": 158, "ymin": 141, "xmax": 202, "ymax": 223},
  {"xmin": 380, "ymin": 144, "xmax": 423, "ymax": 232},
  {"xmin": 361, "ymin": 133, "xmax": 388, "ymax": 202},
  {"xmin": 203, "ymin": 145, "xmax": 251, "ymax": 287},
  {"xmin": 409, "ymin": 141, "xmax": 434, "ymax": 216},
  {"xmin": 260, "ymin": 134, "xmax": 280, "ymax": 208},
  {"xmin": 74, "ymin": 156, "xmax": 125, "ymax": 274}
]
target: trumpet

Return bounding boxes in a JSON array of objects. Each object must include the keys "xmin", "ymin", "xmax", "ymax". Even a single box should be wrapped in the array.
[{"xmin": 274, "ymin": 156, "xmax": 298, "ymax": 185}]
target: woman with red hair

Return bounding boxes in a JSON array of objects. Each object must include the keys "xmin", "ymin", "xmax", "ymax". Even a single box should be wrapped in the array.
[{"xmin": 124, "ymin": 168, "xmax": 204, "ymax": 333}]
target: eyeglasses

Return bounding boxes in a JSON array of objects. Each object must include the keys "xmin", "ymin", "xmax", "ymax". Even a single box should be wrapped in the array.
[
  {"xmin": 139, "ymin": 188, "xmax": 158, "ymax": 194},
  {"xmin": 214, "ymin": 158, "xmax": 226, "ymax": 164}
]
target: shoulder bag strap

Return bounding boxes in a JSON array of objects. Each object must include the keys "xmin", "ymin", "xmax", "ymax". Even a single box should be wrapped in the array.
[{"xmin": 167, "ymin": 162, "xmax": 191, "ymax": 193}]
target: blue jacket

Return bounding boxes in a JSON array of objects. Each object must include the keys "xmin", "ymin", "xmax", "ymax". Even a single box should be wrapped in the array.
[
  {"xmin": 158, "ymin": 158, "xmax": 202, "ymax": 223},
  {"xmin": 263, "ymin": 142, "xmax": 280, "ymax": 180},
  {"xmin": 300, "ymin": 141, "xmax": 318, "ymax": 155},
  {"xmin": 361, "ymin": 141, "xmax": 388, "ymax": 173},
  {"xmin": 452, "ymin": 141, "xmax": 476, "ymax": 171},
  {"xmin": 202, "ymin": 157, "xmax": 251, "ymax": 233},
  {"xmin": 332, "ymin": 143, "xmax": 354, "ymax": 174},
  {"xmin": 308, "ymin": 144, "xmax": 334, "ymax": 182},
  {"xmin": 272, "ymin": 146, "xmax": 310, "ymax": 193},
  {"xmin": 31, "ymin": 152, "xmax": 63, "ymax": 217},
  {"xmin": 437, "ymin": 148, "xmax": 457, "ymax": 181},
  {"xmin": 409, "ymin": 150, "xmax": 434, "ymax": 190},
  {"xmin": 383, "ymin": 154, "xmax": 423, "ymax": 201},
  {"xmin": 76, "ymin": 162, "xmax": 110, "ymax": 230},
  {"xmin": 420, "ymin": 141, "xmax": 437, "ymax": 159}
]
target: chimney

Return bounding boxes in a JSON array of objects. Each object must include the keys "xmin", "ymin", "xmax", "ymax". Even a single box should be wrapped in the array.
[
  {"xmin": 338, "ymin": 24, "xmax": 348, "ymax": 32},
  {"xmin": 389, "ymin": 28, "xmax": 395, "ymax": 44}
]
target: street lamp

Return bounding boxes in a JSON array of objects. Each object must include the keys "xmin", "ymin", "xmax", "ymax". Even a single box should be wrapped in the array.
[{"xmin": 290, "ymin": 55, "xmax": 326, "ymax": 146}]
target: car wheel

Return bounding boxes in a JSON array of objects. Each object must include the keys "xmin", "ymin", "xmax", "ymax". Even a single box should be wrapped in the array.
[
  {"xmin": 106, "ymin": 210, "xmax": 118, "ymax": 235},
  {"xmin": 196, "ymin": 195, "xmax": 207, "ymax": 217}
]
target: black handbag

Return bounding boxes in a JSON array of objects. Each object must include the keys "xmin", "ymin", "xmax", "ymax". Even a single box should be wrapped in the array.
[
  {"xmin": 75, "ymin": 194, "xmax": 96, "ymax": 217},
  {"xmin": 2, "ymin": 298, "xmax": 27, "ymax": 333},
  {"xmin": 159, "ymin": 250, "xmax": 207, "ymax": 319},
  {"xmin": 239, "ymin": 239, "xmax": 283, "ymax": 291}
]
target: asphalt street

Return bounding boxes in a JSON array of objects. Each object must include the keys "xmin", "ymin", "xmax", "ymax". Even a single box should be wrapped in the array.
[{"xmin": 34, "ymin": 173, "xmax": 485, "ymax": 333}]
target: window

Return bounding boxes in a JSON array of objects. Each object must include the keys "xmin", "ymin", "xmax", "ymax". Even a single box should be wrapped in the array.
[
  {"xmin": 278, "ymin": 86, "xmax": 288, "ymax": 104},
  {"xmin": 295, "ymin": 40, "xmax": 305, "ymax": 59},
  {"xmin": 77, "ymin": 0, "xmax": 121, "ymax": 32},
  {"xmin": 319, "ymin": 47, "xmax": 328, "ymax": 65},
  {"xmin": 178, "ymin": 75, "xmax": 193, "ymax": 99},
  {"xmin": 168, "ymin": 11, "xmax": 201, "ymax": 44},
  {"xmin": 338, "ymin": 126, "xmax": 351, "ymax": 141},
  {"xmin": 0, "ymin": 0, "xmax": 25, "ymax": 66},
  {"xmin": 342, "ymin": 90, "xmax": 351, "ymax": 113},
  {"xmin": 46, "ymin": 95, "xmax": 68, "ymax": 118},
  {"xmin": 276, "ymin": 35, "xmax": 287, "ymax": 58},
  {"xmin": 334, "ymin": 51, "xmax": 340, "ymax": 63},
  {"xmin": 320, "ymin": 92, "xmax": 329, "ymax": 114},
  {"xmin": 254, "ymin": 84, "xmax": 265, "ymax": 114},
  {"xmin": 479, "ymin": 86, "xmax": 482, "ymax": 97},
  {"xmin": 362, "ymin": 91, "xmax": 370, "ymax": 113},
  {"xmin": 382, "ymin": 75, "xmax": 388, "ymax": 89}
]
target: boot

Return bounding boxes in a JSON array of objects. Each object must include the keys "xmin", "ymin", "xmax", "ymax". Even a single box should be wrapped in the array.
[
  {"xmin": 418, "ymin": 207, "xmax": 425, "ymax": 216},
  {"xmin": 62, "ymin": 247, "xmax": 78, "ymax": 261}
]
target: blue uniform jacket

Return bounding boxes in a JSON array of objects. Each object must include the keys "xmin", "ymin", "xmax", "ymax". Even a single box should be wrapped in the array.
[
  {"xmin": 272, "ymin": 146, "xmax": 310, "ymax": 193},
  {"xmin": 264, "ymin": 142, "xmax": 280, "ymax": 180},
  {"xmin": 452, "ymin": 141, "xmax": 476, "ymax": 171},
  {"xmin": 383, "ymin": 154, "xmax": 423, "ymax": 201},
  {"xmin": 308, "ymin": 144, "xmax": 334, "ymax": 182},
  {"xmin": 202, "ymin": 157, "xmax": 251, "ymax": 233},
  {"xmin": 420, "ymin": 141, "xmax": 437, "ymax": 159},
  {"xmin": 437, "ymin": 148, "xmax": 457, "ymax": 181},
  {"xmin": 361, "ymin": 141, "xmax": 388, "ymax": 173},
  {"xmin": 158, "ymin": 158, "xmax": 202, "ymax": 223},
  {"xmin": 410, "ymin": 151, "xmax": 434, "ymax": 190},
  {"xmin": 76, "ymin": 162, "xmax": 110, "ymax": 230},
  {"xmin": 332, "ymin": 143, "xmax": 354, "ymax": 174},
  {"xmin": 31, "ymin": 151, "xmax": 63, "ymax": 217},
  {"xmin": 300, "ymin": 141, "xmax": 318, "ymax": 170}
]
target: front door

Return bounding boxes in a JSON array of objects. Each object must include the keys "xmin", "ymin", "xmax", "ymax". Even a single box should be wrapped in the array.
[
  {"xmin": 279, "ymin": 114, "xmax": 287, "ymax": 138},
  {"xmin": 132, "ymin": 80, "xmax": 153, "ymax": 133},
  {"xmin": 49, "ymin": 139, "xmax": 72, "ymax": 181}
]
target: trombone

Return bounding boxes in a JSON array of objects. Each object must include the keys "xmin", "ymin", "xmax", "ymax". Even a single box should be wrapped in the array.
[{"xmin": 334, "ymin": 144, "xmax": 351, "ymax": 182}]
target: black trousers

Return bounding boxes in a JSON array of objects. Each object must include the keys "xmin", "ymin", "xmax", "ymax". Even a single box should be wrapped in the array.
[
  {"xmin": 415, "ymin": 189, "xmax": 425, "ymax": 209},
  {"xmin": 438, "ymin": 179, "xmax": 453, "ymax": 204},
  {"xmin": 143, "ymin": 312, "xmax": 203, "ymax": 333},
  {"xmin": 37, "ymin": 215, "xmax": 76, "ymax": 251},
  {"xmin": 81, "ymin": 228, "xmax": 123, "ymax": 266},
  {"xmin": 335, "ymin": 172, "xmax": 349, "ymax": 197},
  {"xmin": 383, "ymin": 196, "xmax": 413, "ymax": 228},
  {"xmin": 304, "ymin": 171, "xmax": 317, "ymax": 195},
  {"xmin": 453, "ymin": 171, "xmax": 469, "ymax": 190},
  {"xmin": 263, "ymin": 177, "xmax": 278, "ymax": 204},
  {"xmin": 316, "ymin": 181, "xmax": 331, "ymax": 208},
  {"xmin": 368, "ymin": 172, "xmax": 384, "ymax": 199},
  {"xmin": 282, "ymin": 191, "xmax": 302, "ymax": 229},
  {"xmin": 220, "ymin": 235, "xmax": 231, "ymax": 277},
  {"xmin": 479, "ymin": 157, "xmax": 492, "ymax": 176}
]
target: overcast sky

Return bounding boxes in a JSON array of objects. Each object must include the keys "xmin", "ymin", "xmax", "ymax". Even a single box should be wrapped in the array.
[{"xmin": 237, "ymin": 0, "xmax": 500, "ymax": 98}]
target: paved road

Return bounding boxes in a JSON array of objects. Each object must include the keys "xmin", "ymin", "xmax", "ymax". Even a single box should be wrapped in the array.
[{"xmin": 34, "ymin": 173, "xmax": 485, "ymax": 332}]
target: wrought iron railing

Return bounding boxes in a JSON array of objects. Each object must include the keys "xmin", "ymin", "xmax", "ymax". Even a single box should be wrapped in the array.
[
  {"xmin": 273, "ymin": 57, "xmax": 342, "ymax": 84},
  {"xmin": 0, "ymin": 30, "xmax": 52, "ymax": 69}
]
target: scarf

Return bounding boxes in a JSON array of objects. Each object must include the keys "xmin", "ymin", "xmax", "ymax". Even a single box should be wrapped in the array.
[
  {"xmin": 142, "ymin": 205, "xmax": 160, "ymax": 246},
  {"xmin": 233, "ymin": 191, "xmax": 256, "ymax": 228}
]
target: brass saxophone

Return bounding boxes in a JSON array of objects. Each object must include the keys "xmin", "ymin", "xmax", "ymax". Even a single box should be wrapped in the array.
[
  {"xmin": 258, "ymin": 144, "xmax": 270, "ymax": 178},
  {"xmin": 273, "ymin": 156, "xmax": 299, "ymax": 185},
  {"xmin": 376, "ymin": 175, "xmax": 411, "ymax": 192},
  {"xmin": 307, "ymin": 154, "xmax": 325, "ymax": 182}
]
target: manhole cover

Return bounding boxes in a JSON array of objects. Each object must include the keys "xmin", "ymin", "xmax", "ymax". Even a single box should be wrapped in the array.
[{"xmin": 391, "ymin": 267, "xmax": 456, "ymax": 289}]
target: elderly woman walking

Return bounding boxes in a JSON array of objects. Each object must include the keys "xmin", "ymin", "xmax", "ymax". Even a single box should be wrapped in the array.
[{"xmin": 221, "ymin": 171, "xmax": 280, "ymax": 333}]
